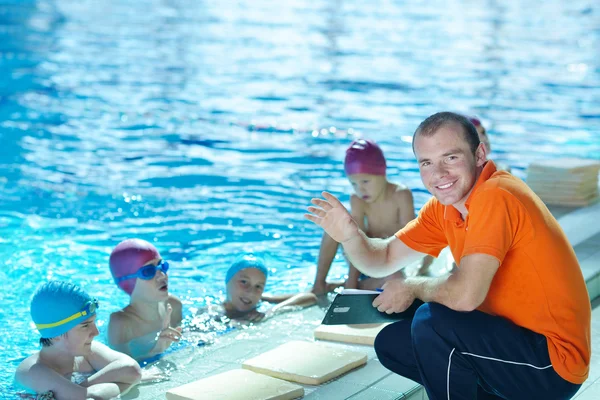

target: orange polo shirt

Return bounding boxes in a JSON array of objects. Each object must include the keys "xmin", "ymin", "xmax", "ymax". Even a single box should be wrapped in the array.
[{"xmin": 397, "ymin": 161, "xmax": 591, "ymax": 384}]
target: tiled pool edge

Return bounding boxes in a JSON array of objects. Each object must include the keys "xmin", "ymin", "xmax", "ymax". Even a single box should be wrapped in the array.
[{"xmin": 123, "ymin": 202, "xmax": 600, "ymax": 400}]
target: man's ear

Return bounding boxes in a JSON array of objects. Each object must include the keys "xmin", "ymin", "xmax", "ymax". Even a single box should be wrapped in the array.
[{"xmin": 475, "ymin": 143, "xmax": 487, "ymax": 166}]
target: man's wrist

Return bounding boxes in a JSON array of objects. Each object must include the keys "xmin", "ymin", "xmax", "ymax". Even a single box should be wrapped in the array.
[
  {"xmin": 404, "ymin": 277, "xmax": 419, "ymax": 300},
  {"xmin": 341, "ymin": 227, "xmax": 362, "ymax": 246}
]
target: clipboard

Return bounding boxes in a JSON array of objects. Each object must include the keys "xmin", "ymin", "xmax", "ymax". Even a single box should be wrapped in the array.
[{"xmin": 321, "ymin": 289, "xmax": 422, "ymax": 325}]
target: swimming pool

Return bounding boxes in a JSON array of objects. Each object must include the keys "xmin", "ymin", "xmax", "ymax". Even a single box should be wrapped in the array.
[{"xmin": 0, "ymin": 0, "xmax": 599, "ymax": 395}]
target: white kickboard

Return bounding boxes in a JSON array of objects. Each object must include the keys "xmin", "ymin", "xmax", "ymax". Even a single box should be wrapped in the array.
[
  {"xmin": 165, "ymin": 369, "xmax": 304, "ymax": 400},
  {"xmin": 242, "ymin": 340, "xmax": 367, "ymax": 385},
  {"xmin": 314, "ymin": 323, "xmax": 390, "ymax": 346}
]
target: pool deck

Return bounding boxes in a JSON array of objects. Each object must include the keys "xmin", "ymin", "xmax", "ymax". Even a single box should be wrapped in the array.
[{"xmin": 123, "ymin": 201, "xmax": 600, "ymax": 400}]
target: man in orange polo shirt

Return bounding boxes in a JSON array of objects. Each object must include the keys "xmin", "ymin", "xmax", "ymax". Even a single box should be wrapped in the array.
[{"xmin": 306, "ymin": 112, "xmax": 590, "ymax": 399}]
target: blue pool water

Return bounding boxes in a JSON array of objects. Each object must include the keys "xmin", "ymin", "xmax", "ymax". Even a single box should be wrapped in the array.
[{"xmin": 0, "ymin": 0, "xmax": 599, "ymax": 394}]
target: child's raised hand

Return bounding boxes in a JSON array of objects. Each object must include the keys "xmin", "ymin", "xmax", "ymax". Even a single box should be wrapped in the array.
[
  {"xmin": 154, "ymin": 303, "xmax": 182, "ymax": 353},
  {"xmin": 306, "ymin": 192, "xmax": 359, "ymax": 243}
]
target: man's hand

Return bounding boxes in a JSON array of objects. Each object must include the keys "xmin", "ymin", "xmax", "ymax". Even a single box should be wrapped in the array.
[
  {"xmin": 153, "ymin": 304, "xmax": 182, "ymax": 353},
  {"xmin": 305, "ymin": 192, "xmax": 360, "ymax": 244},
  {"xmin": 372, "ymin": 278, "xmax": 415, "ymax": 314}
]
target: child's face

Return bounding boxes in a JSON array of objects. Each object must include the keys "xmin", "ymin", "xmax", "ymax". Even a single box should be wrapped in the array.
[
  {"xmin": 58, "ymin": 315, "xmax": 99, "ymax": 356},
  {"xmin": 348, "ymin": 174, "xmax": 386, "ymax": 203},
  {"xmin": 226, "ymin": 268, "xmax": 266, "ymax": 313},
  {"xmin": 131, "ymin": 257, "xmax": 169, "ymax": 301}
]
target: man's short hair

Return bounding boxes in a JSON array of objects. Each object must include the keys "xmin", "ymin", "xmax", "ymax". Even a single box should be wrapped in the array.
[
  {"xmin": 413, "ymin": 112, "xmax": 480, "ymax": 154},
  {"xmin": 40, "ymin": 337, "xmax": 54, "ymax": 347}
]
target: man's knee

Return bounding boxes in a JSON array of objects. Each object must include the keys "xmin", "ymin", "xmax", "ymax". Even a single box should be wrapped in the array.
[
  {"xmin": 374, "ymin": 322, "xmax": 398, "ymax": 356},
  {"xmin": 374, "ymin": 320, "xmax": 413, "ymax": 360},
  {"xmin": 411, "ymin": 302, "xmax": 454, "ymax": 340},
  {"xmin": 375, "ymin": 320, "xmax": 420, "ymax": 380}
]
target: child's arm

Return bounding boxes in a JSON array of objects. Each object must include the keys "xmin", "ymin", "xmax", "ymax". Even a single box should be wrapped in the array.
[
  {"xmin": 168, "ymin": 295, "xmax": 183, "ymax": 327},
  {"xmin": 397, "ymin": 188, "xmax": 416, "ymax": 228},
  {"xmin": 81, "ymin": 342, "xmax": 141, "ymax": 390},
  {"xmin": 262, "ymin": 292, "xmax": 316, "ymax": 304},
  {"xmin": 266, "ymin": 293, "xmax": 318, "ymax": 317},
  {"xmin": 311, "ymin": 232, "xmax": 340, "ymax": 294},
  {"xmin": 345, "ymin": 195, "xmax": 367, "ymax": 289},
  {"xmin": 15, "ymin": 362, "xmax": 122, "ymax": 400},
  {"xmin": 107, "ymin": 307, "xmax": 182, "ymax": 360}
]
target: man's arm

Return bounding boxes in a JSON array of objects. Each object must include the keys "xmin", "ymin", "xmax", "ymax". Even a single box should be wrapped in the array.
[
  {"xmin": 408, "ymin": 253, "xmax": 499, "ymax": 311},
  {"xmin": 306, "ymin": 192, "xmax": 426, "ymax": 278},
  {"xmin": 343, "ymin": 232, "xmax": 426, "ymax": 278},
  {"xmin": 82, "ymin": 342, "xmax": 141, "ymax": 388},
  {"xmin": 374, "ymin": 253, "xmax": 500, "ymax": 313}
]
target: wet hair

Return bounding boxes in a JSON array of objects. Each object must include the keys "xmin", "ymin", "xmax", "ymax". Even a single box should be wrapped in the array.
[
  {"xmin": 413, "ymin": 112, "xmax": 480, "ymax": 155},
  {"xmin": 40, "ymin": 337, "xmax": 54, "ymax": 347}
]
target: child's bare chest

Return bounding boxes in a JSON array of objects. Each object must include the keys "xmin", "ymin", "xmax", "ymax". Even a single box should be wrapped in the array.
[{"xmin": 364, "ymin": 204, "xmax": 400, "ymax": 238}]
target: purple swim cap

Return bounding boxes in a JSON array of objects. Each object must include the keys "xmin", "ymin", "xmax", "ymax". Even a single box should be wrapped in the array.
[
  {"xmin": 109, "ymin": 239, "xmax": 160, "ymax": 295},
  {"xmin": 344, "ymin": 139, "xmax": 386, "ymax": 176},
  {"xmin": 467, "ymin": 115, "xmax": 482, "ymax": 127}
]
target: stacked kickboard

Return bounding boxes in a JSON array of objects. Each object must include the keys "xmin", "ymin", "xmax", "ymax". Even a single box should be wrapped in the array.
[
  {"xmin": 165, "ymin": 341, "xmax": 368, "ymax": 399},
  {"xmin": 314, "ymin": 323, "xmax": 390, "ymax": 346},
  {"xmin": 242, "ymin": 341, "xmax": 367, "ymax": 385},
  {"xmin": 526, "ymin": 158, "xmax": 600, "ymax": 206}
]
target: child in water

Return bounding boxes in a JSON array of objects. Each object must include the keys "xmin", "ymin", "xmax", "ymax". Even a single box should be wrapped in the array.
[
  {"xmin": 221, "ymin": 254, "xmax": 317, "ymax": 322},
  {"xmin": 107, "ymin": 239, "xmax": 183, "ymax": 361},
  {"xmin": 311, "ymin": 139, "xmax": 432, "ymax": 293},
  {"xmin": 15, "ymin": 280, "xmax": 142, "ymax": 399}
]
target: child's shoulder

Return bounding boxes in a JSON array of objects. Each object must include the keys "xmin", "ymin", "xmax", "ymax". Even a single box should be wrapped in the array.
[
  {"xmin": 387, "ymin": 181, "xmax": 413, "ymax": 199},
  {"xmin": 168, "ymin": 294, "xmax": 182, "ymax": 303},
  {"xmin": 16, "ymin": 352, "xmax": 40, "ymax": 373},
  {"xmin": 108, "ymin": 308, "xmax": 136, "ymax": 326},
  {"xmin": 387, "ymin": 180, "xmax": 410, "ymax": 192},
  {"xmin": 15, "ymin": 352, "xmax": 46, "ymax": 386},
  {"xmin": 168, "ymin": 294, "xmax": 183, "ymax": 309}
]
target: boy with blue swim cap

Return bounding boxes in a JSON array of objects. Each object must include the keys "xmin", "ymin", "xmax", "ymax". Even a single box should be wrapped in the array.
[
  {"xmin": 15, "ymin": 280, "xmax": 142, "ymax": 399},
  {"xmin": 222, "ymin": 254, "xmax": 317, "ymax": 322}
]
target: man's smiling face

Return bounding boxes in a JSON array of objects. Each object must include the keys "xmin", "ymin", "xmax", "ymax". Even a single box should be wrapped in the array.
[{"xmin": 414, "ymin": 122, "xmax": 486, "ymax": 212}]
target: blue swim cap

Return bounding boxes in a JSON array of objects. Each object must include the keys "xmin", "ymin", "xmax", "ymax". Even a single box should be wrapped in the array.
[
  {"xmin": 30, "ymin": 281, "xmax": 98, "ymax": 339},
  {"xmin": 225, "ymin": 254, "xmax": 268, "ymax": 284}
]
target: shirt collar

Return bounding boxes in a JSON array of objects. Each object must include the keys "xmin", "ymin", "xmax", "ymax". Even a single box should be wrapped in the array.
[{"xmin": 443, "ymin": 161, "xmax": 497, "ymax": 222}]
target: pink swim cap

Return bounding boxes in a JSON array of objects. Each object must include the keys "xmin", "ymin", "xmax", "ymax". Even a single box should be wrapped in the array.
[
  {"xmin": 344, "ymin": 139, "xmax": 386, "ymax": 176},
  {"xmin": 109, "ymin": 239, "xmax": 160, "ymax": 295},
  {"xmin": 467, "ymin": 115, "xmax": 482, "ymax": 127}
]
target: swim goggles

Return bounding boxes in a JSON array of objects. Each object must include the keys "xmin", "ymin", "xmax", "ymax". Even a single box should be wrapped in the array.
[
  {"xmin": 34, "ymin": 298, "xmax": 99, "ymax": 330},
  {"xmin": 115, "ymin": 260, "xmax": 169, "ymax": 284}
]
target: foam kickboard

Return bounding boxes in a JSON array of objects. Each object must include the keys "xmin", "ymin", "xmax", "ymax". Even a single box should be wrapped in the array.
[
  {"xmin": 528, "ymin": 158, "xmax": 600, "ymax": 173},
  {"xmin": 242, "ymin": 340, "xmax": 367, "ymax": 385},
  {"xmin": 165, "ymin": 369, "xmax": 304, "ymax": 400},
  {"xmin": 541, "ymin": 195, "xmax": 599, "ymax": 207},
  {"xmin": 314, "ymin": 323, "xmax": 390, "ymax": 346}
]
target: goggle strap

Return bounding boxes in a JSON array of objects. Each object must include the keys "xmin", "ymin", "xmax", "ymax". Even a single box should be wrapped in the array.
[{"xmin": 35, "ymin": 300, "xmax": 97, "ymax": 330}]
